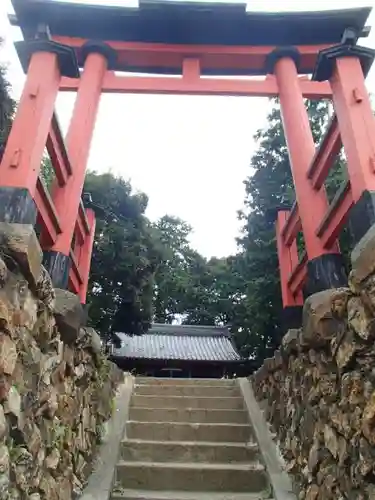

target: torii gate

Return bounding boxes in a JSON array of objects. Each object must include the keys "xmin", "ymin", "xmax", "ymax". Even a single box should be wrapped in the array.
[{"xmin": 2, "ymin": 0, "xmax": 375, "ymax": 328}]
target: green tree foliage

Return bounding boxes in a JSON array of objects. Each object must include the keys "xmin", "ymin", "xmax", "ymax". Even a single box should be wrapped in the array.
[
  {"xmin": 84, "ymin": 172, "xmax": 161, "ymax": 340},
  {"xmin": 152, "ymin": 217, "xmax": 240, "ymax": 327},
  {"xmin": 40, "ymin": 156, "xmax": 54, "ymax": 189},
  {"xmin": 0, "ymin": 43, "xmax": 15, "ymax": 149},
  {"xmin": 152, "ymin": 215, "xmax": 194, "ymax": 323},
  {"xmin": 180, "ymin": 256, "xmax": 239, "ymax": 327}
]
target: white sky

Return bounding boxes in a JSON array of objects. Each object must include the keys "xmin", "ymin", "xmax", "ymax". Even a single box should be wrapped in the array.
[{"xmin": 1, "ymin": 0, "xmax": 375, "ymax": 258}]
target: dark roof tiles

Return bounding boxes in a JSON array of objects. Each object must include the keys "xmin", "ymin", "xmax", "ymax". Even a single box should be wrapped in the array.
[
  {"xmin": 11, "ymin": 1, "xmax": 371, "ymax": 49},
  {"xmin": 113, "ymin": 324, "xmax": 242, "ymax": 362}
]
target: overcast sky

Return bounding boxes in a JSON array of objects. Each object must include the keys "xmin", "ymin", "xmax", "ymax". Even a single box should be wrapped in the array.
[{"xmin": 1, "ymin": 0, "xmax": 375, "ymax": 258}]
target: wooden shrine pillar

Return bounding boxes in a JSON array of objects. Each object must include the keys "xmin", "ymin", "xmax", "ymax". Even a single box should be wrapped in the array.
[
  {"xmin": 268, "ymin": 48, "xmax": 347, "ymax": 297},
  {"xmin": 43, "ymin": 42, "xmax": 116, "ymax": 288},
  {"xmin": 313, "ymin": 44, "xmax": 375, "ymax": 247},
  {"xmin": 0, "ymin": 40, "xmax": 78, "ymax": 227}
]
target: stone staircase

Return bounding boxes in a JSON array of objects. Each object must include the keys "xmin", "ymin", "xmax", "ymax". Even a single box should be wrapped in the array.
[{"xmin": 110, "ymin": 377, "xmax": 274, "ymax": 499}]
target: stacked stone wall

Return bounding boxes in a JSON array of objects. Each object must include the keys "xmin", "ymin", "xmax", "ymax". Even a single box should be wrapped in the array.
[
  {"xmin": 0, "ymin": 223, "xmax": 122, "ymax": 499},
  {"xmin": 253, "ymin": 233, "xmax": 375, "ymax": 499}
]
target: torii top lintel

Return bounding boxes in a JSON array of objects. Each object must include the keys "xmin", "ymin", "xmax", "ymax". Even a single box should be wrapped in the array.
[{"xmin": 10, "ymin": 0, "xmax": 372, "ymax": 76}]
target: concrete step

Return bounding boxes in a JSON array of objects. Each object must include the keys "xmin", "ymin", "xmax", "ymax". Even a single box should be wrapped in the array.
[
  {"xmin": 129, "ymin": 407, "xmax": 249, "ymax": 424},
  {"xmin": 111, "ymin": 490, "xmax": 271, "ymax": 500},
  {"xmin": 131, "ymin": 395, "xmax": 244, "ymax": 410},
  {"xmin": 126, "ymin": 421, "xmax": 253, "ymax": 443},
  {"xmin": 134, "ymin": 384, "xmax": 241, "ymax": 398},
  {"xmin": 121, "ymin": 439, "xmax": 259, "ymax": 463},
  {"xmin": 135, "ymin": 377, "xmax": 236, "ymax": 387},
  {"xmin": 115, "ymin": 461, "xmax": 268, "ymax": 493}
]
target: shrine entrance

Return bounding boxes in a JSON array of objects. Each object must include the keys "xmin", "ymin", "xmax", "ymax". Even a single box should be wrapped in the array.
[{"xmin": 2, "ymin": 0, "xmax": 375, "ymax": 330}]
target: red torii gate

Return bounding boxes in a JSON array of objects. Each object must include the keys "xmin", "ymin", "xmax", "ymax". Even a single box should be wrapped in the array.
[{"xmin": 2, "ymin": 0, "xmax": 375, "ymax": 326}]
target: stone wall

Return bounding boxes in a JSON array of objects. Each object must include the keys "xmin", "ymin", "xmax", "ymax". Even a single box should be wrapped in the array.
[
  {"xmin": 0, "ymin": 223, "xmax": 123, "ymax": 499},
  {"xmin": 252, "ymin": 234, "xmax": 375, "ymax": 499}
]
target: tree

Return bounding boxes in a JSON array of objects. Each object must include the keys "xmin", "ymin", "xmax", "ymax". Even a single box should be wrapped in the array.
[
  {"xmin": 152, "ymin": 215, "xmax": 196, "ymax": 323},
  {"xmin": 84, "ymin": 172, "xmax": 162, "ymax": 340},
  {"xmin": 0, "ymin": 42, "xmax": 16, "ymax": 155},
  {"xmin": 180, "ymin": 256, "xmax": 239, "ymax": 326}
]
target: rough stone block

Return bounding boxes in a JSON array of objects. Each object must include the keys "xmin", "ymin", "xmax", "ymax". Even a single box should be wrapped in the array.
[
  {"xmin": 263, "ymin": 354, "xmax": 282, "ymax": 373},
  {"xmin": 0, "ymin": 298, "xmax": 11, "ymax": 334},
  {"xmin": 35, "ymin": 265, "xmax": 55, "ymax": 310},
  {"xmin": 281, "ymin": 328, "xmax": 301, "ymax": 354},
  {"xmin": 3, "ymin": 385, "xmax": 21, "ymax": 420},
  {"xmin": 359, "ymin": 273, "xmax": 375, "ymax": 315},
  {"xmin": 347, "ymin": 296, "xmax": 375, "ymax": 341},
  {"xmin": 334, "ymin": 329, "xmax": 356, "ymax": 371},
  {"xmin": 79, "ymin": 326, "xmax": 102, "ymax": 354},
  {"xmin": 89, "ymin": 327, "xmax": 102, "ymax": 354},
  {"xmin": 361, "ymin": 391, "xmax": 375, "ymax": 445},
  {"xmin": 53, "ymin": 288, "xmax": 84, "ymax": 345},
  {"xmin": 0, "ymin": 335, "xmax": 17, "ymax": 376},
  {"xmin": 0, "ymin": 223, "xmax": 42, "ymax": 289},
  {"xmin": 305, "ymin": 484, "xmax": 319, "ymax": 500},
  {"xmin": 351, "ymin": 223, "xmax": 375, "ymax": 284},
  {"xmin": 0, "ymin": 405, "xmax": 6, "ymax": 440},
  {"xmin": 302, "ymin": 289, "xmax": 347, "ymax": 348}
]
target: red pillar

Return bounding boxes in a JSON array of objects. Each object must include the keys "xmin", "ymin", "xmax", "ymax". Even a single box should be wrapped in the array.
[
  {"xmin": 51, "ymin": 51, "xmax": 107, "ymax": 255},
  {"xmin": 77, "ymin": 208, "xmax": 96, "ymax": 304},
  {"xmin": 0, "ymin": 49, "xmax": 61, "ymax": 224},
  {"xmin": 273, "ymin": 53, "xmax": 346, "ymax": 293},
  {"xmin": 327, "ymin": 48, "xmax": 375, "ymax": 244},
  {"xmin": 331, "ymin": 57, "xmax": 375, "ymax": 199},
  {"xmin": 43, "ymin": 47, "xmax": 110, "ymax": 289}
]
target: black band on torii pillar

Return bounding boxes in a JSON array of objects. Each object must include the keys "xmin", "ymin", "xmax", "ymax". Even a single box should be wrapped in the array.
[
  {"xmin": 265, "ymin": 46, "xmax": 301, "ymax": 74},
  {"xmin": 312, "ymin": 44, "xmax": 375, "ymax": 82},
  {"xmin": 43, "ymin": 251, "xmax": 71, "ymax": 290},
  {"xmin": 306, "ymin": 253, "xmax": 347, "ymax": 296},
  {"xmin": 15, "ymin": 39, "xmax": 80, "ymax": 78},
  {"xmin": 347, "ymin": 190, "xmax": 375, "ymax": 247},
  {"xmin": 80, "ymin": 40, "xmax": 117, "ymax": 69}
]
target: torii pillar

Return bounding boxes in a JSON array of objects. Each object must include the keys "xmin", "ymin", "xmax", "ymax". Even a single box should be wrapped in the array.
[
  {"xmin": 268, "ymin": 48, "xmax": 347, "ymax": 296},
  {"xmin": 313, "ymin": 44, "xmax": 375, "ymax": 260},
  {"xmin": 42, "ymin": 42, "xmax": 116, "ymax": 288}
]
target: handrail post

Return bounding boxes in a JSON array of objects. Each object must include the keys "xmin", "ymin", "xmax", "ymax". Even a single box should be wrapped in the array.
[{"xmin": 276, "ymin": 211, "xmax": 303, "ymax": 329}]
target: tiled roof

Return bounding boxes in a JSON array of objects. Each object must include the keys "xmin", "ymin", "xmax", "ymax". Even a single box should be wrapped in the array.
[{"xmin": 112, "ymin": 324, "xmax": 242, "ymax": 362}]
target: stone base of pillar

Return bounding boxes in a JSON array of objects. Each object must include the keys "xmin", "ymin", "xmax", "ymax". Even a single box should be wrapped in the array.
[
  {"xmin": 306, "ymin": 253, "xmax": 347, "ymax": 296},
  {"xmin": 282, "ymin": 305, "xmax": 303, "ymax": 330},
  {"xmin": 43, "ymin": 251, "xmax": 70, "ymax": 290},
  {"xmin": 0, "ymin": 187, "xmax": 38, "ymax": 225}
]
